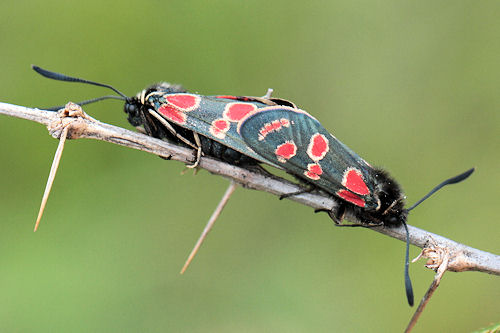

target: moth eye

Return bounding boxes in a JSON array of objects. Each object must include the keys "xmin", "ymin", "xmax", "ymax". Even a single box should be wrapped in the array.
[{"xmin": 124, "ymin": 103, "xmax": 138, "ymax": 115}]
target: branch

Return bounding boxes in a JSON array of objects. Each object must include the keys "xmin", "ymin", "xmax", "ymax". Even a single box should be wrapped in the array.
[{"xmin": 1, "ymin": 101, "xmax": 499, "ymax": 276}]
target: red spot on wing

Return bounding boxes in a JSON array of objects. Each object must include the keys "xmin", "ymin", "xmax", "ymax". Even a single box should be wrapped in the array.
[
  {"xmin": 236, "ymin": 105, "xmax": 295, "ymax": 135},
  {"xmin": 258, "ymin": 118, "xmax": 291, "ymax": 141},
  {"xmin": 275, "ymin": 141, "xmax": 297, "ymax": 163},
  {"xmin": 266, "ymin": 120, "xmax": 282, "ymax": 134},
  {"xmin": 304, "ymin": 163, "xmax": 323, "ymax": 180},
  {"xmin": 307, "ymin": 133, "xmax": 329, "ymax": 161},
  {"xmin": 158, "ymin": 104, "xmax": 187, "ymax": 124},
  {"xmin": 216, "ymin": 95, "xmax": 238, "ymax": 100},
  {"xmin": 165, "ymin": 94, "xmax": 200, "ymax": 111},
  {"xmin": 336, "ymin": 190, "xmax": 365, "ymax": 207},
  {"xmin": 342, "ymin": 168, "xmax": 370, "ymax": 195},
  {"xmin": 223, "ymin": 102, "xmax": 257, "ymax": 122},
  {"xmin": 209, "ymin": 118, "xmax": 230, "ymax": 139}
]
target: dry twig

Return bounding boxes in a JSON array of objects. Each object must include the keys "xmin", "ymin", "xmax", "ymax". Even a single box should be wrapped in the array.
[{"xmin": 1, "ymin": 101, "xmax": 498, "ymax": 276}]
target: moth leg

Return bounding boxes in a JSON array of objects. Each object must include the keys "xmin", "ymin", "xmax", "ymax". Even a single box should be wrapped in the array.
[
  {"xmin": 333, "ymin": 216, "xmax": 383, "ymax": 228},
  {"xmin": 336, "ymin": 222, "xmax": 384, "ymax": 228},
  {"xmin": 186, "ymin": 132, "xmax": 202, "ymax": 169},
  {"xmin": 148, "ymin": 109, "xmax": 198, "ymax": 150},
  {"xmin": 148, "ymin": 109, "xmax": 203, "ymax": 167},
  {"xmin": 314, "ymin": 203, "xmax": 345, "ymax": 224},
  {"xmin": 138, "ymin": 111, "xmax": 155, "ymax": 137},
  {"xmin": 279, "ymin": 184, "xmax": 315, "ymax": 200},
  {"xmin": 243, "ymin": 164, "xmax": 274, "ymax": 176},
  {"xmin": 317, "ymin": 203, "xmax": 346, "ymax": 225},
  {"xmin": 316, "ymin": 204, "xmax": 383, "ymax": 228}
]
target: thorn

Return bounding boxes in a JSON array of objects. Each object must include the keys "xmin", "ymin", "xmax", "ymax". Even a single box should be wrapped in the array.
[
  {"xmin": 180, "ymin": 181, "xmax": 238, "ymax": 274},
  {"xmin": 34, "ymin": 127, "xmax": 68, "ymax": 232}
]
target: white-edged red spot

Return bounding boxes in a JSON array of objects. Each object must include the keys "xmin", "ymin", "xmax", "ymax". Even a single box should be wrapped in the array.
[
  {"xmin": 336, "ymin": 189, "xmax": 365, "ymax": 207},
  {"xmin": 216, "ymin": 95, "xmax": 238, "ymax": 100},
  {"xmin": 304, "ymin": 163, "xmax": 323, "ymax": 180},
  {"xmin": 158, "ymin": 104, "xmax": 187, "ymax": 125},
  {"xmin": 307, "ymin": 133, "xmax": 329, "ymax": 162},
  {"xmin": 165, "ymin": 94, "xmax": 200, "ymax": 112},
  {"xmin": 236, "ymin": 105, "xmax": 296, "ymax": 135},
  {"xmin": 280, "ymin": 118, "xmax": 290, "ymax": 127},
  {"xmin": 209, "ymin": 118, "xmax": 230, "ymax": 139},
  {"xmin": 275, "ymin": 141, "xmax": 297, "ymax": 163},
  {"xmin": 258, "ymin": 118, "xmax": 291, "ymax": 141},
  {"xmin": 223, "ymin": 102, "xmax": 257, "ymax": 122},
  {"xmin": 342, "ymin": 168, "xmax": 370, "ymax": 195}
]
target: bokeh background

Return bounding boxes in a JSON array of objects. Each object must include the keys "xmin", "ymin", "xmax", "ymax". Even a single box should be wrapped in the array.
[{"xmin": 1, "ymin": 1, "xmax": 498, "ymax": 332}]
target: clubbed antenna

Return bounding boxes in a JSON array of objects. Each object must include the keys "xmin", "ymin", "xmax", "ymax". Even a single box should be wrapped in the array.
[
  {"xmin": 403, "ymin": 222, "xmax": 414, "ymax": 306},
  {"xmin": 402, "ymin": 167, "xmax": 474, "ymax": 306},
  {"xmin": 32, "ymin": 65, "xmax": 128, "ymax": 99},
  {"xmin": 407, "ymin": 168, "xmax": 474, "ymax": 212}
]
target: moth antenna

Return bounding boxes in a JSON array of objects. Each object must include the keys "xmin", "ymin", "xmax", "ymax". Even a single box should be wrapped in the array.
[
  {"xmin": 401, "ymin": 168, "xmax": 473, "ymax": 305},
  {"xmin": 34, "ymin": 127, "xmax": 69, "ymax": 231},
  {"xmin": 403, "ymin": 222, "xmax": 414, "ymax": 306},
  {"xmin": 407, "ymin": 168, "xmax": 474, "ymax": 212},
  {"xmin": 32, "ymin": 65, "xmax": 128, "ymax": 99},
  {"xmin": 45, "ymin": 96, "xmax": 126, "ymax": 111},
  {"xmin": 180, "ymin": 181, "xmax": 238, "ymax": 274}
]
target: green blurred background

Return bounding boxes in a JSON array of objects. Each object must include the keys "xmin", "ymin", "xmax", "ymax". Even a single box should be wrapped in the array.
[{"xmin": 1, "ymin": 1, "xmax": 498, "ymax": 332}]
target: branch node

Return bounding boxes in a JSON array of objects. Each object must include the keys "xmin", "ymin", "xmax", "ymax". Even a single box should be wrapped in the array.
[
  {"xmin": 412, "ymin": 237, "xmax": 477, "ymax": 273},
  {"xmin": 412, "ymin": 238, "xmax": 448, "ymax": 271},
  {"xmin": 47, "ymin": 102, "xmax": 94, "ymax": 140}
]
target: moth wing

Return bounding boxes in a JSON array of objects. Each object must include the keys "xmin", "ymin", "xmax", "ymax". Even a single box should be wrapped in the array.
[
  {"xmin": 150, "ymin": 92, "xmax": 281, "ymax": 168},
  {"xmin": 239, "ymin": 106, "xmax": 380, "ymax": 209}
]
